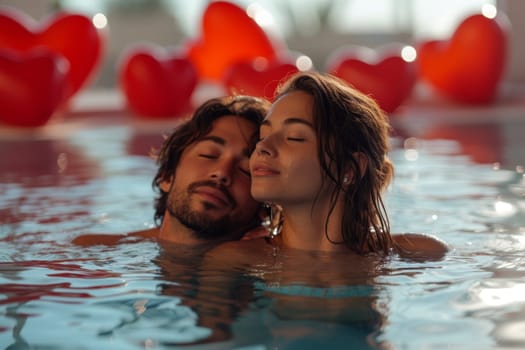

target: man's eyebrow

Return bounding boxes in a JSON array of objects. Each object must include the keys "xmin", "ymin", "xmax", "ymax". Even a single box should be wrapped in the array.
[
  {"xmin": 262, "ymin": 117, "xmax": 314, "ymax": 128},
  {"xmin": 200, "ymin": 134, "xmax": 252, "ymax": 157},
  {"xmin": 199, "ymin": 135, "xmax": 226, "ymax": 145}
]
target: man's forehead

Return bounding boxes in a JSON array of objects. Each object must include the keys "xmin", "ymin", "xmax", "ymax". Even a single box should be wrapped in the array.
[
  {"xmin": 194, "ymin": 115, "xmax": 257, "ymax": 150},
  {"xmin": 207, "ymin": 116, "xmax": 256, "ymax": 138}
]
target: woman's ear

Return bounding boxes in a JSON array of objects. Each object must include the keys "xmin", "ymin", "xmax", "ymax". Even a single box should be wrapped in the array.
[
  {"xmin": 353, "ymin": 152, "xmax": 368, "ymax": 179},
  {"xmin": 344, "ymin": 152, "xmax": 368, "ymax": 182}
]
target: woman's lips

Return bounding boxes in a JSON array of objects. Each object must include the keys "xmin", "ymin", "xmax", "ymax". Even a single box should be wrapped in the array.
[{"xmin": 251, "ymin": 164, "xmax": 280, "ymax": 176}]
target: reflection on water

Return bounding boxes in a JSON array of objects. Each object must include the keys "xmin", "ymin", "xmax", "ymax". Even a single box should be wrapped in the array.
[{"xmin": 1, "ymin": 117, "xmax": 525, "ymax": 349}]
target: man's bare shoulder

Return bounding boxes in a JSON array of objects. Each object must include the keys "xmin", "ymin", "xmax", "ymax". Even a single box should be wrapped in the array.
[
  {"xmin": 71, "ymin": 227, "xmax": 159, "ymax": 246},
  {"xmin": 392, "ymin": 233, "xmax": 449, "ymax": 261}
]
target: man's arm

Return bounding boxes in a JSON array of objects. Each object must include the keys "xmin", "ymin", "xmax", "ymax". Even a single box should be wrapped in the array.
[{"xmin": 71, "ymin": 227, "xmax": 159, "ymax": 246}]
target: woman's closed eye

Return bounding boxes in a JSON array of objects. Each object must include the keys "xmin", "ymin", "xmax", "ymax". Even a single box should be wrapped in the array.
[
  {"xmin": 199, "ymin": 154, "xmax": 218, "ymax": 159},
  {"xmin": 286, "ymin": 137, "xmax": 305, "ymax": 142}
]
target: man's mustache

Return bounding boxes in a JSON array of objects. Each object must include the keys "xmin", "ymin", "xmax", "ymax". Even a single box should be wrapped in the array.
[{"xmin": 188, "ymin": 180, "xmax": 236, "ymax": 207}]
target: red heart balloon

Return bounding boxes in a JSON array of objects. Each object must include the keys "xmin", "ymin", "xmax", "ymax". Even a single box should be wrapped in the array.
[
  {"xmin": 184, "ymin": 1, "xmax": 281, "ymax": 81},
  {"xmin": 326, "ymin": 45, "xmax": 417, "ymax": 113},
  {"xmin": 119, "ymin": 45, "xmax": 198, "ymax": 118},
  {"xmin": 418, "ymin": 13, "xmax": 509, "ymax": 104},
  {"xmin": 0, "ymin": 7, "xmax": 104, "ymax": 102},
  {"xmin": 0, "ymin": 48, "xmax": 68, "ymax": 127},
  {"xmin": 223, "ymin": 58, "xmax": 299, "ymax": 100}
]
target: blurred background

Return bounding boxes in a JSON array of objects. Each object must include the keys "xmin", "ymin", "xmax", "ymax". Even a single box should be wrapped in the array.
[{"xmin": 2, "ymin": 0, "xmax": 524, "ymax": 93}]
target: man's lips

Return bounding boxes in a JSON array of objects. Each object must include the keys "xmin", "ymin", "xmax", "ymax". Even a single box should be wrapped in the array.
[{"xmin": 193, "ymin": 186, "xmax": 232, "ymax": 207}]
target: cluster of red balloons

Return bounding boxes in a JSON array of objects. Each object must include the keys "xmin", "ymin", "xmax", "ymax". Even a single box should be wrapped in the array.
[
  {"xmin": 120, "ymin": 2, "xmax": 510, "ymax": 117},
  {"xmin": 327, "ymin": 13, "xmax": 509, "ymax": 112},
  {"xmin": 0, "ymin": 7, "xmax": 105, "ymax": 127},
  {"xmin": 0, "ymin": 1, "xmax": 510, "ymax": 127},
  {"xmin": 118, "ymin": 1, "xmax": 299, "ymax": 118},
  {"xmin": 119, "ymin": 47, "xmax": 300, "ymax": 118}
]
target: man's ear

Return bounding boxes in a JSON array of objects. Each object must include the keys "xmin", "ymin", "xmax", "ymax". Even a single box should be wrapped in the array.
[{"xmin": 159, "ymin": 176, "xmax": 173, "ymax": 192}]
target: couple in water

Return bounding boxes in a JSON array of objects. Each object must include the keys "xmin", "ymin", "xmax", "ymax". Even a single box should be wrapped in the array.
[
  {"xmin": 73, "ymin": 70, "xmax": 448, "ymax": 346},
  {"xmin": 75, "ymin": 70, "xmax": 448, "ymax": 258}
]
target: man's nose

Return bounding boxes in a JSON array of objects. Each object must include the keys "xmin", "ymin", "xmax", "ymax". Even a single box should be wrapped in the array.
[{"xmin": 209, "ymin": 160, "xmax": 233, "ymax": 186}]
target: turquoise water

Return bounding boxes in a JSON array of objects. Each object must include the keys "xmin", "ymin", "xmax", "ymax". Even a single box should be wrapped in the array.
[{"xmin": 1, "ymin": 115, "xmax": 525, "ymax": 349}]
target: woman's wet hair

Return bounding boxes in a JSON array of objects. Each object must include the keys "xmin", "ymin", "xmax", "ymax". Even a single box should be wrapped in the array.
[
  {"xmin": 151, "ymin": 95, "xmax": 271, "ymax": 225},
  {"xmin": 274, "ymin": 71, "xmax": 395, "ymax": 255}
]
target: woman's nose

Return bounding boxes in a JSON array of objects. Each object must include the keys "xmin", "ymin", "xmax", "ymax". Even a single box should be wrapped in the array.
[{"xmin": 255, "ymin": 138, "xmax": 275, "ymax": 157}]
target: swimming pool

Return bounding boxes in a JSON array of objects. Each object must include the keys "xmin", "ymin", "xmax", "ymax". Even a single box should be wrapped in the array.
[{"xmin": 1, "ymin": 105, "xmax": 525, "ymax": 349}]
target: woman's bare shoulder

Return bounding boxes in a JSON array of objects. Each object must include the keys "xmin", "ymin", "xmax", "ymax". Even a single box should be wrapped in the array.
[{"xmin": 392, "ymin": 233, "xmax": 449, "ymax": 261}]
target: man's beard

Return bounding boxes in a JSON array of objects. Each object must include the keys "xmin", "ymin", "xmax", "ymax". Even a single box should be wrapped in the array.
[{"xmin": 166, "ymin": 181, "xmax": 240, "ymax": 240}]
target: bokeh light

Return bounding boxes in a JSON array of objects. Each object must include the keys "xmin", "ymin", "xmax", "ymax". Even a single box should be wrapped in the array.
[
  {"xmin": 401, "ymin": 45, "xmax": 417, "ymax": 62},
  {"xmin": 92, "ymin": 13, "xmax": 107, "ymax": 29}
]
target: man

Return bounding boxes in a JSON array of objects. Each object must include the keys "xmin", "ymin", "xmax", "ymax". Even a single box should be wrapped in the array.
[{"xmin": 73, "ymin": 95, "xmax": 270, "ymax": 246}]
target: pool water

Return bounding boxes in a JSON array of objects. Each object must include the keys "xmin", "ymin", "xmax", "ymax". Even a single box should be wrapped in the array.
[{"xmin": 1, "ymin": 111, "xmax": 525, "ymax": 349}]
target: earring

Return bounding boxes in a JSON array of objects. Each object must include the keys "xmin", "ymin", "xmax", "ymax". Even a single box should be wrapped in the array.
[
  {"xmin": 262, "ymin": 202, "xmax": 283, "ymax": 238},
  {"xmin": 343, "ymin": 176, "xmax": 349, "ymax": 184}
]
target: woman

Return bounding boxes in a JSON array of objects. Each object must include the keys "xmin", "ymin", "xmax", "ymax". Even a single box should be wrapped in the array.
[
  {"xmin": 203, "ymin": 73, "xmax": 446, "ymax": 347},
  {"xmin": 249, "ymin": 71, "xmax": 448, "ymax": 257}
]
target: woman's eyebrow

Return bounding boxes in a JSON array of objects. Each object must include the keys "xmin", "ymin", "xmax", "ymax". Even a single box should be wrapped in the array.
[
  {"xmin": 261, "ymin": 117, "xmax": 314, "ymax": 129},
  {"xmin": 283, "ymin": 117, "xmax": 314, "ymax": 128}
]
